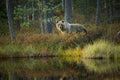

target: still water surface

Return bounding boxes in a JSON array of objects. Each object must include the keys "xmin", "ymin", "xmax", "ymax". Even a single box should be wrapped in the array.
[{"xmin": 0, "ymin": 57, "xmax": 120, "ymax": 80}]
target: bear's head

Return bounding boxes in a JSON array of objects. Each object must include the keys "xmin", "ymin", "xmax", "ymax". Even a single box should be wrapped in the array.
[{"xmin": 56, "ymin": 20, "xmax": 66, "ymax": 32}]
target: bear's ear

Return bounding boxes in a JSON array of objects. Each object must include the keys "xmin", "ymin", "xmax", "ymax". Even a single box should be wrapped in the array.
[
  {"xmin": 62, "ymin": 20, "xmax": 64, "ymax": 23},
  {"xmin": 56, "ymin": 20, "xmax": 59, "ymax": 23}
]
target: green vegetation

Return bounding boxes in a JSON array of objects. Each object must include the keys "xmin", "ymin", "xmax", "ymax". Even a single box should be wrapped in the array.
[
  {"xmin": 0, "ymin": 24, "xmax": 120, "ymax": 59},
  {"xmin": 0, "ymin": 0, "xmax": 120, "ymax": 80},
  {"xmin": 0, "ymin": 0, "xmax": 120, "ymax": 59},
  {"xmin": 0, "ymin": 32, "xmax": 83, "ymax": 57},
  {"xmin": 82, "ymin": 40, "xmax": 120, "ymax": 59},
  {"xmin": 58, "ymin": 47, "xmax": 82, "ymax": 57}
]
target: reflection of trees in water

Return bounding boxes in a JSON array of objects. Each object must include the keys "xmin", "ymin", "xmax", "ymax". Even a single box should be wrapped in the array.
[
  {"xmin": 0, "ymin": 58, "xmax": 81, "ymax": 79},
  {"xmin": 0, "ymin": 58, "xmax": 120, "ymax": 80},
  {"xmin": 82, "ymin": 59, "xmax": 120, "ymax": 73}
]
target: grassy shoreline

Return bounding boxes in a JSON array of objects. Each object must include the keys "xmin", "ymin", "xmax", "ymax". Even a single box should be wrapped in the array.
[
  {"xmin": 0, "ymin": 38, "xmax": 120, "ymax": 59},
  {"xmin": 0, "ymin": 24, "xmax": 120, "ymax": 59}
]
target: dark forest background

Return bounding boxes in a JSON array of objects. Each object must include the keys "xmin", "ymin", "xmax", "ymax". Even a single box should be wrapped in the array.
[{"xmin": 0, "ymin": 0, "xmax": 120, "ymax": 40}]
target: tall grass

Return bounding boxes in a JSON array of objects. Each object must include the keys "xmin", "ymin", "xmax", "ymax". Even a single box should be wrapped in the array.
[
  {"xmin": 0, "ymin": 44, "xmax": 56, "ymax": 57},
  {"xmin": 58, "ymin": 47, "xmax": 82, "ymax": 57},
  {"xmin": 0, "ymin": 45, "xmax": 22, "ymax": 56},
  {"xmin": 0, "ymin": 32, "xmax": 87, "ymax": 57},
  {"xmin": 82, "ymin": 40, "xmax": 120, "ymax": 59}
]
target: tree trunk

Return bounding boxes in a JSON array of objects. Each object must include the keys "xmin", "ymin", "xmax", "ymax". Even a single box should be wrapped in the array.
[
  {"xmin": 27, "ymin": 14, "xmax": 30, "ymax": 27},
  {"xmin": 6, "ymin": 0, "xmax": 15, "ymax": 40},
  {"xmin": 104, "ymin": 0, "xmax": 110, "ymax": 24},
  {"xmin": 11, "ymin": 72, "xmax": 16, "ymax": 80},
  {"xmin": 109, "ymin": 0, "xmax": 114, "ymax": 23},
  {"xmin": 27, "ymin": 2, "xmax": 30, "ymax": 28},
  {"xmin": 43, "ymin": 1, "xmax": 47, "ymax": 33},
  {"xmin": 32, "ymin": 0, "xmax": 35, "ymax": 24},
  {"xmin": 95, "ymin": 0, "xmax": 100, "ymax": 26},
  {"xmin": 65, "ymin": 0, "xmax": 71, "ymax": 23},
  {"xmin": 45, "ymin": 12, "xmax": 53, "ymax": 33},
  {"xmin": 62, "ymin": 0, "xmax": 65, "ymax": 10},
  {"xmin": 64, "ymin": 0, "xmax": 72, "ymax": 32},
  {"xmin": 39, "ymin": 0, "xmax": 44, "ymax": 34},
  {"xmin": 84, "ymin": 0, "xmax": 89, "ymax": 23},
  {"xmin": 17, "ymin": 20, "xmax": 20, "ymax": 31},
  {"xmin": 45, "ymin": 0, "xmax": 53, "ymax": 33}
]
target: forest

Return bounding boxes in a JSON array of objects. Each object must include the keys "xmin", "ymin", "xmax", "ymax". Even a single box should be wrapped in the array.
[{"xmin": 0, "ymin": 0, "xmax": 120, "ymax": 59}]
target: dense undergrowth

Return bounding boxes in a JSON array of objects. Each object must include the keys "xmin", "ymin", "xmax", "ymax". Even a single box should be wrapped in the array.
[{"xmin": 0, "ymin": 23, "xmax": 120, "ymax": 59}]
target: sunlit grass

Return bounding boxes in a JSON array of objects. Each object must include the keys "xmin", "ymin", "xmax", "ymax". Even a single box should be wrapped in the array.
[
  {"xmin": 82, "ymin": 40, "xmax": 120, "ymax": 59},
  {"xmin": 58, "ymin": 47, "xmax": 82, "ymax": 57}
]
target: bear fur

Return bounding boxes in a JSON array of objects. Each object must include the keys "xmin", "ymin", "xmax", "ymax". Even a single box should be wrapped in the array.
[{"xmin": 56, "ymin": 20, "xmax": 87, "ymax": 34}]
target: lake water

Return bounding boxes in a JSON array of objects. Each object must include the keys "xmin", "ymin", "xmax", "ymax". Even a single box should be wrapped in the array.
[{"xmin": 0, "ymin": 57, "xmax": 120, "ymax": 80}]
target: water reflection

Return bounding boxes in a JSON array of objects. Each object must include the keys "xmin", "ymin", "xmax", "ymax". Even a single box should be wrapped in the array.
[
  {"xmin": 83, "ymin": 59, "xmax": 120, "ymax": 73},
  {"xmin": 0, "ymin": 58, "xmax": 80, "ymax": 80},
  {"xmin": 0, "ymin": 57, "xmax": 120, "ymax": 80}
]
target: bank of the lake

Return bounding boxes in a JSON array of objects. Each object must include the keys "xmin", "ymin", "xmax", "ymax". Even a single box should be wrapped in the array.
[
  {"xmin": 0, "ymin": 24, "xmax": 120, "ymax": 59},
  {"xmin": 0, "ymin": 38, "xmax": 120, "ymax": 59}
]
